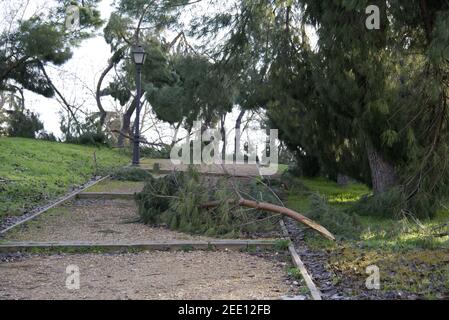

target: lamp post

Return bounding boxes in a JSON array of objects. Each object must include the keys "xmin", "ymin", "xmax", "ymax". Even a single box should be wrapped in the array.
[{"xmin": 131, "ymin": 45, "xmax": 147, "ymax": 166}]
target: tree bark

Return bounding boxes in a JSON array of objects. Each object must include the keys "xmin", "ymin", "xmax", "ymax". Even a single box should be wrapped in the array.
[
  {"xmin": 96, "ymin": 49, "xmax": 125, "ymax": 126},
  {"xmin": 365, "ymin": 138, "xmax": 397, "ymax": 194},
  {"xmin": 220, "ymin": 113, "xmax": 227, "ymax": 160},
  {"xmin": 234, "ymin": 109, "xmax": 245, "ymax": 161},
  {"xmin": 117, "ymin": 94, "xmax": 140, "ymax": 148},
  {"xmin": 200, "ymin": 198, "xmax": 335, "ymax": 241},
  {"xmin": 170, "ymin": 121, "xmax": 183, "ymax": 148}
]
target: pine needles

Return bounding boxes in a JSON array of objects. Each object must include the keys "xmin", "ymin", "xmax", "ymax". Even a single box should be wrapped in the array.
[{"xmin": 135, "ymin": 168, "xmax": 282, "ymax": 238}]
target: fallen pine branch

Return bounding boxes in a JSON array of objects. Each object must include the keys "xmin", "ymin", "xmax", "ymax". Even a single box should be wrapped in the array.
[{"xmin": 200, "ymin": 198, "xmax": 336, "ymax": 241}]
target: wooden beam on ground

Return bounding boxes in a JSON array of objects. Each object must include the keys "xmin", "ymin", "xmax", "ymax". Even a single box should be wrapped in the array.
[
  {"xmin": 280, "ymin": 220, "xmax": 323, "ymax": 300},
  {"xmin": 0, "ymin": 239, "xmax": 281, "ymax": 253},
  {"xmin": 76, "ymin": 192, "xmax": 135, "ymax": 200}
]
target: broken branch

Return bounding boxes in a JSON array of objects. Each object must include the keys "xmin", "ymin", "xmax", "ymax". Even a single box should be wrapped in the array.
[{"xmin": 200, "ymin": 198, "xmax": 336, "ymax": 241}]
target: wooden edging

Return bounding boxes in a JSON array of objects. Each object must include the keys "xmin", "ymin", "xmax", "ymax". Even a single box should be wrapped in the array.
[
  {"xmin": 0, "ymin": 239, "xmax": 279, "ymax": 253},
  {"xmin": 0, "ymin": 176, "xmax": 111, "ymax": 235},
  {"xmin": 280, "ymin": 219, "xmax": 323, "ymax": 301},
  {"xmin": 76, "ymin": 192, "xmax": 136, "ymax": 200}
]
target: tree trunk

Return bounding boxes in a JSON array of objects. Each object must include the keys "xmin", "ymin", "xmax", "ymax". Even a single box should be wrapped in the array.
[
  {"xmin": 366, "ymin": 138, "xmax": 397, "ymax": 194},
  {"xmin": 234, "ymin": 109, "xmax": 245, "ymax": 161},
  {"xmin": 170, "ymin": 121, "xmax": 183, "ymax": 148},
  {"xmin": 117, "ymin": 93, "xmax": 145, "ymax": 148},
  {"xmin": 220, "ymin": 113, "xmax": 227, "ymax": 160},
  {"xmin": 96, "ymin": 49, "xmax": 125, "ymax": 126}
]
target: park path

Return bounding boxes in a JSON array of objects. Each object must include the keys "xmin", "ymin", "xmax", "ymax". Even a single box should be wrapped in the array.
[{"xmin": 0, "ymin": 161, "xmax": 306, "ymax": 300}]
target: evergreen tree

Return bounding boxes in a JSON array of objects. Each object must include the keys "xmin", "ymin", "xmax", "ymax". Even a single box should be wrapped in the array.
[{"xmin": 185, "ymin": 0, "xmax": 449, "ymax": 217}]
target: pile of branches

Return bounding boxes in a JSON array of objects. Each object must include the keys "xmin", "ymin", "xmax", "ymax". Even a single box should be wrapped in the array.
[{"xmin": 135, "ymin": 168, "xmax": 335, "ymax": 240}]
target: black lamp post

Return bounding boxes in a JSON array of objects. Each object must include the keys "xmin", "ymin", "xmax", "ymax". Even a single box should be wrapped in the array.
[{"xmin": 131, "ymin": 45, "xmax": 147, "ymax": 166}]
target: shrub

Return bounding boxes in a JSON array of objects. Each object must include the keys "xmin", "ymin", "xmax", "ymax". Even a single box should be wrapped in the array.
[
  {"xmin": 306, "ymin": 193, "xmax": 362, "ymax": 239},
  {"xmin": 6, "ymin": 105, "xmax": 43, "ymax": 138},
  {"xmin": 140, "ymin": 145, "xmax": 171, "ymax": 159},
  {"xmin": 350, "ymin": 187, "xmax": 438, "ymax": 219},
  {"xmin": 112, "ymin": 167, "xmax": 153, "ymax": 181}
]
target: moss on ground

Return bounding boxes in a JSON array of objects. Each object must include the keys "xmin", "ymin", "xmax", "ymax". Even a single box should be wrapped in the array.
[{"xmin": 287, "ymin": 176, "xmax": 449, "ymax": 298}]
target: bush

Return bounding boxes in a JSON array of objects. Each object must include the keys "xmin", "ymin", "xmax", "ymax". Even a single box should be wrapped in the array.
[
  {"xmin": 141, "ymin": 145, "xmax": 171, "ymax": 159},
  {"xmin": 37, "ymin": 131, "xmax": 57, "ymax": 141},
  {"xmin": 279, "ymin": 172, "xmax": 308, "ymax": 192},
  {"xmin": 306, "ymin": 193, "xmax": 361, "ymax": 239},
  {"xmin": 349, "ymin": 187, "xmax": 438, "ymax": 219},
  {"xmin": 6, "ymin": 105, "xmax": 43, "ymax": 138},
  {"xmin": 76, "ymin": 131, "xmax": 109, "ymax": 146},
  {"xmin": 112, "ymin": 167, "xmax": 153, "ymax": 181}
]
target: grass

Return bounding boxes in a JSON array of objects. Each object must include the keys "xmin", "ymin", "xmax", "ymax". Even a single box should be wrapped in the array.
[
  {"xmin": 85, "ymin": 180, "xmax": 145, "ymax": 193},
  {"xmin": 0, "ymin": 137, "xmax": 130, "ymax": 219},
  {"xmin": 286, "ymin": 176, "xmax": 449, "ymax": 298}
]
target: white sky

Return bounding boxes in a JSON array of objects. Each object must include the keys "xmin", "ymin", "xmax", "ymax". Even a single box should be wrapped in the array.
[
  {"xmin": 3, "ymin": 0, "xmax": 317, "ymax": 151},
  {"xmin": 24, "ymin": 0, "xmax": 115, "ymax": 136}
]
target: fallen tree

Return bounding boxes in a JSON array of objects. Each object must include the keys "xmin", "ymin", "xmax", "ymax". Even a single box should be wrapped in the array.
[
  {"xmin": 200, "ymin": 198, "xmax": 335, "ymax": 241},
  {"xmin": 135, "ymin": 168, "xmax": 336, "ymax": 240}
]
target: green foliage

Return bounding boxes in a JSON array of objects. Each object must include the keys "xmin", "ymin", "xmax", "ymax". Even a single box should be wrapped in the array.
[
  {"xmin": 136, "ymin": 169, "xmax": 281, "ymax": 237},
  {"xmin": 5, "ymin": 105, "xmax": 43, "ymax": 138},
  {"xmin": 140, "ymin": 145, "xmax": 171, "ymax": 159},
  {"xmin": 0, "ymin": 137, "xmax": 129, "ymax": 219},
  {"xmin": 60, "ymin": 112, "xmax": 109, "ymax": 146},
  {"xmin": 1, "ymin": 1, "xmax": 103, "ymax": 96},
  {"xmin": 112, "ymin": 167, "xmax": 153, "ymax": 182},
  {"xmin": 274, "ymin": 239, "xmax": 291, "ymax": 251},
  {"xmin": 147, "ymin": 54, "xmax": 235, "ymax": 129},
  {"xmin": 136, "ymin": 172, "xmax": 180, "ymax": 224},
  {"xmin": 350, "ymin": 187, "xmax": 439, "ymax": 219},
  {"xmin": 306, "ymin": 193, "xmax": 362, "ymax": 239},
  {"xmin": 287, "ymin": 176, "xmax": 448, "ymax": 250},
  {"xmin": 186, "ymin": 0, "xmax": 449, "ymax": 218}
]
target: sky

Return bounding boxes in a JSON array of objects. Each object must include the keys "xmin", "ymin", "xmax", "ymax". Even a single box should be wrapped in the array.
[
  {"xmin": 2, "ymin": 0, "xmax": 317, "ymax": 152},
  {"xmin": 23, "ymin": 0, "xmax": 115, "ymax": 137}
]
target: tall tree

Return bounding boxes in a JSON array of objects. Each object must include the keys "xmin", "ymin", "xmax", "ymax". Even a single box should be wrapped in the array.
[
  {"xmin": 0, "ymin": 0, "xmax": 103, "ymax": 125},
  {"xmin": 185, "ymin": 0, "xmax": 449, "ymax": 217}
]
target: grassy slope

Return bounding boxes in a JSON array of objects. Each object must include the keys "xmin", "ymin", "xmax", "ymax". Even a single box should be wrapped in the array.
[
  {"xmin": 287, "ymin": 177, "xmax": 449, "ymax": 298},
  {"xmin": 0, "ymin": 137, "xmax": 130, "ymax": 219}
]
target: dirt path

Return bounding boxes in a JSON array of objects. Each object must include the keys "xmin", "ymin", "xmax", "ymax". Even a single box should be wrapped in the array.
[
  {"xmin": 2, "ymin": 199, "xmax": 211, "ymax": 243},
  {"xmin": 0, "ymin": 169, "xmax": 306, "ymax": 300},
  {"xmin": 0, "ymin": 251, "xmax": 298, "ymax": 300}
]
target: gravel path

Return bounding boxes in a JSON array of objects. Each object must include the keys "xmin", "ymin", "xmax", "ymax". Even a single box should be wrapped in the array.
[
  {"xmin": 2, "ymin": 199, "xmax": 211, "ymax": 243},
  {"xmin": 0, "ymin": 251, "xmax": 297, "ymax": 300}
]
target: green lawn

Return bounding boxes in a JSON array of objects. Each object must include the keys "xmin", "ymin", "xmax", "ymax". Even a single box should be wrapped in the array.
[
  {"xmin": 286, "ymin": 176, "xmax": 449, "ymax": 298},
  {"xmin": 0, "ymin": 137, "xmax": 130, "ymax": 219}
]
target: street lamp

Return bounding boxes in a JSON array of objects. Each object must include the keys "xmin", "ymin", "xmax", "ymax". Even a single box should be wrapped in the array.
[{"xmin": 132, "ymin": 45, "xmax": 147, "ymax": 166}]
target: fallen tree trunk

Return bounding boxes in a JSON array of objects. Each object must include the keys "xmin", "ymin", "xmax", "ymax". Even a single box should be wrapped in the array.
[{"xmin": 200, "ymin": 198, "xmax": 336, "ymax": 241}]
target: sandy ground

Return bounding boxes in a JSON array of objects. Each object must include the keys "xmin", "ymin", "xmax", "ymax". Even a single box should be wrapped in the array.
[
  {"xmin": 0, "ymin": 251, "xmax": 298, "ymax": 300},
  {"xmin": 2, "ymin": 199, "xmax": 211, "ymax": 242}
]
